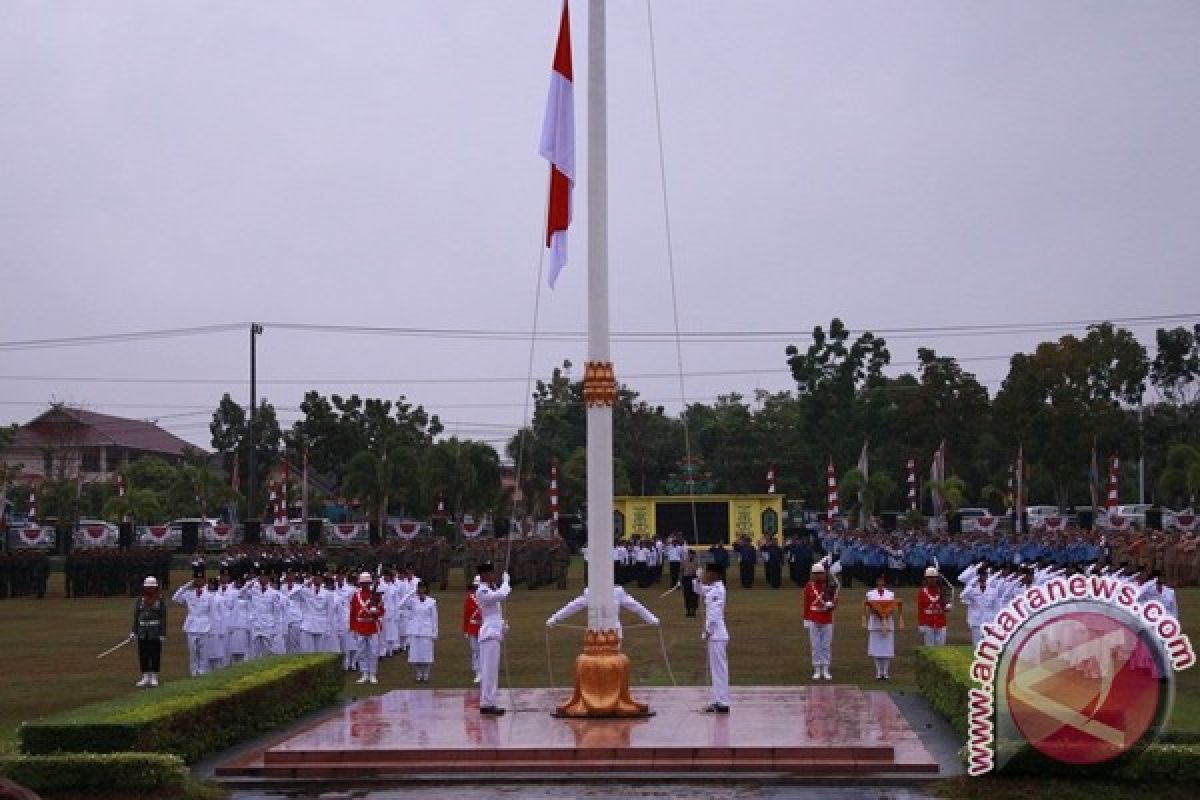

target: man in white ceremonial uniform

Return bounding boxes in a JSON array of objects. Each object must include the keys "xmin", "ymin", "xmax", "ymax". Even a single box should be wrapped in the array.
[
  {"xmin": 334, "ymin": 573, "xmax": 358, "ymax": 670},
  {"xmin": 243, "ymin": 572, "xmax": 285, "ymax": 660},
  {"xmin": 279, "ymin": 571, "xmax": 306, "ymax": 654},
  {"xmin": 297, "ymin": 576, "xmax": 338, "ymax": 653},
  {"xmin": 404, "ymin": 581, "xmax": 439, "ymax": 682},
  {"xmin": 225, "ymin": 578, "xmax": 252, "ymax": 665},
  {"xmin": 395, "ymin": 567, "xmax": 419, "ymax": 654},
  {"xmin": 666, "ymin": 537, "xmax": 684, "ymax": 587},
  {"xmin": 172, "ymin": 568, "xmax": 214, "ymax": 677},
  {"xmin": 474, "ymin": 562, "xmax": 511, "ymax": 715},
  {"xmin": 545, "ymin": 584, "xmax": 659, "ymax": 644},
  {"xmin": 959, "ymin": 567, "xmax": 996, "ymax": 647},
  {"xmin": 694, "ymin": 563, "xmax": 731, "ymax": 713},
  {"xmin": 207, "ymin": 573, "xmax": 236, "ymax": 671},
  {"xmin": 864, "ymin": 574, "xmax": 900, "ymax": 681}
]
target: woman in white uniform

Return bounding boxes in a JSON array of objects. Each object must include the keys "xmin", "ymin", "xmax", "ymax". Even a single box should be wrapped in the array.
[
  {"xmin": 405, "ymin": 581, "xmax": 439, "ymax": 682},
  {"xmin": 863, "ymin": 574, "xmax": 902, "ymax": 681}
]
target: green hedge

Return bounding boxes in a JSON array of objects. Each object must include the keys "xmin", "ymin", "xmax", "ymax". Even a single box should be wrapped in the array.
[
  {"xmin": 18, "ymin": 654, "xmax": 341, "ymax": 764},
  {"xmin": 914, "ymin": 645, "xmax": 974, "ymax": 738},
  {"xmin": 914, "ymin": 644, "xmax": 1200, "ymax": 780},
  {"xmin": 0, "ymin": 753, "xmax": 187, "ymax": 793}
]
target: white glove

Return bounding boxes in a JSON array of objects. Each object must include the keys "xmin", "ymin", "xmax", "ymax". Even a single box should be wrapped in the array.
[
  {"xmin": 824, "ymin": 602, "xmax": 834, "ymax": 610},
  {"xmin": 128, "ymin": 632, "xmax": 136, "ymax": 640},
  {"xmin": 546, "ymin": 618, "xmax": 556, "ymax": 628},
  {"xmin": 648, "ymin": 615, "xmax": 660, "ymax": 626},
  {"xmin": 701, "ymin": 631, "xmax": 708, "ymax": 641},
  {"xmin": 501, "ymin": 572, "xmax": 510, "ymax": 584}
]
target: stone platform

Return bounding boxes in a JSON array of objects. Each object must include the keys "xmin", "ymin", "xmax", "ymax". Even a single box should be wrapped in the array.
[{"xmin": 215, "ymin": 686, "xmax": 939, "ymax": 783}]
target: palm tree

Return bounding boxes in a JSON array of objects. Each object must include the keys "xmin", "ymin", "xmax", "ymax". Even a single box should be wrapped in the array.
[
  {"xmin": 1157, "ymin": 444, "xmax": 1200, "ymax": 509},
  {"xmin": 342, "ymin": 450, "xmax": 405, "ymax": 536}
]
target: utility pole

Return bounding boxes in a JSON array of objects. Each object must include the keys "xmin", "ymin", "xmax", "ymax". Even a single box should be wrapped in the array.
[{"xmin": 247, "ymin": 323, "xmax": 263, "ymax": 519}]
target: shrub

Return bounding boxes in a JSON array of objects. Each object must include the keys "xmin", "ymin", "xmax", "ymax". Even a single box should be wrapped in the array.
[
  {"xmin": 914, "ymin": 645, "xmax": 974, "ymax": 736},
  {"xmin": 0, "ymin": 752, "xmax": 187, "ymax": 793},
  {"xmin": 18, "ymin": 654, "xmax": 341, "ymax": 764}
]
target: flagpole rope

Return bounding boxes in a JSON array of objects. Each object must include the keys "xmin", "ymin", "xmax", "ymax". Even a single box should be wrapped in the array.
[
  {"xmin": 646, "ymin": 0, "xmax": 700, "ymax": 547},
  {"xmin": 501, "ymin": 171, "xmax": 552, "ymax": 714}
]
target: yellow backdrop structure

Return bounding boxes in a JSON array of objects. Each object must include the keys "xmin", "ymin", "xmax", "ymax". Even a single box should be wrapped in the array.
[{"xmin": 612, "ymin": 494, "xmax": 785, "ymax": 545}]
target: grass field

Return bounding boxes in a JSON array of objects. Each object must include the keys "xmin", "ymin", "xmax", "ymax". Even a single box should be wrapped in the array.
[{"xmin": 1, "ymin": 559, "xmax": 1197, "ymax": 756}]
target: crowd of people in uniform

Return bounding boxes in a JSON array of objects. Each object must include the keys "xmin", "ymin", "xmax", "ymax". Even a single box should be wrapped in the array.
[
  {"xmin": 0, "ymin": 550, "xmax": 50, "ymax": 598},
  {"xmin": 65, "ymin": 548, "xmax": 173, "ymax": 597},
  {"xmin": 94, "ymin": 522, "xmax": 1195, "ymax": 718}
]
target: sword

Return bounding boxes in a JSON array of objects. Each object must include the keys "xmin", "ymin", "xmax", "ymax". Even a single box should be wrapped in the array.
[
  {"xmin": 97, "ymin": 635, "xmax": 135, "ymax": 660},
  {"xmin": 659, "ymin": 583, "xmax": 682, "ymax": 599}
]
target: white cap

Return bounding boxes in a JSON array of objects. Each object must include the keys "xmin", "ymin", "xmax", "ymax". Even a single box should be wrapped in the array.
[
  {"xmin": 811, "ymin": 563, "xmax": 825, "ymax": 574},
  {"xmin": 358, "ymin": 571, "xmax": 373, "ymax": 584},
  {"xmin": 143, "ymin": 576, "xmax": 158, "ymax": 588},
  {"xmin": 924, "ymin": 567, "xmax": 939, "ymax": 578}
]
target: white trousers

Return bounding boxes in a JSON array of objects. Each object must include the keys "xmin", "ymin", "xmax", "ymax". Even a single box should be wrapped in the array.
[
  {"xmin": 808, "ymin": 623, "xmax": 833, "ymax": 668},
  {"xmin": 920, "ymin": 626, "xmax": 947, "ymax": 647},
  {"xmin": 286, "ymin": 622, "xmax": 304, "ymax": 654},
  {"xmin": 355, "ymin": 632, "xmax": 380, "ymax": 675},
  {"xmin": 250, "ymin": 631, "xmax": 282, "ymax": 660},
  {"xmin": 708, "ymin": 639, "xmax": 730, "ymax": 706},
  {"xmin": 186, "ymin": 633, "xmax": 207, "ymax": 676},
  {"xmin": 479, "ymin": 638, "xmax": 502, "ymax": 708},
  {"xmin": 466, "ymin": 634, "xmax": 480, "ymax": 674}
]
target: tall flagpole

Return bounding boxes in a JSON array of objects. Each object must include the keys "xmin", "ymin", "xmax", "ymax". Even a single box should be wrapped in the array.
[{"xmin": 557, "ymin": 0, "xmax": 647, "ymax": 718}]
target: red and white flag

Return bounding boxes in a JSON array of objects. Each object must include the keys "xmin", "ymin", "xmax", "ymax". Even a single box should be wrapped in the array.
[
  {"xmin": 766, "ymin": 464, "xmax": 776, "ymax": 494},
  {"xmin": 539, "ymin": 0, "xmax": 574, "ymax": 288},
  {"xmin": 28, "ymin": 489, "xmax": 37, "ymax": 524},
  {"xmin": 826, "ymin": 459, "xmax": 839, "ymax": 523}
]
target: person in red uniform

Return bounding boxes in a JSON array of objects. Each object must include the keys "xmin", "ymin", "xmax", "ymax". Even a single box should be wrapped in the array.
[
  {"xmin": 462, "ymin": 580, "xmax": 482, "ymax": 684},
  {"xmin": 350, "ymin": 571, "xmax": 384, "ymax": 685},
  {"xmin": 803, "ymin": 561, "xmax": 837, "ymax": 681},
  {"xmin": 916, "ymin": 566, "xmax": 950, "ymax": 646}
]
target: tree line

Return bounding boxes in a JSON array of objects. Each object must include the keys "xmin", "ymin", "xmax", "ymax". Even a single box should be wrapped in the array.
[{"xmin": 5, "ymin": 318, "xmax": 1199, "ymax": 526}]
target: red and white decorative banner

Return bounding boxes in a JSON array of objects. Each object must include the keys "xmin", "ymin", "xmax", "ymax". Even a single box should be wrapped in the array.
[
  {"xmin": 965, "ymin": 515, "xmax": 998, "ymax": 534},
  {"xmin": 461, "ymin": 520, "xmax": 485, "ymax": 539},
  {"xmin": 766, "ymin": 464, "xmax": 776, "ymax": 495},
  {"xmin": 135, "ymin": 525, "xmax": 175, "ymax": 547},
  {"xmin": 1043, "ymin": 515, "xmax": 1065, "ymax": 532},
  {"xmin": 1098, "ymin": 511, "xmax": 1129, "ymax": 531},
  {"xmin": 1106, "ymin": 455, "xmax": 1120, "ymax": 511},
  {"xmin": 265, "ymin": 523, "xmax": 294, "ymax": 545},
  {"xmin": 549, "ymin": 461, "xmax": 560, "ymax": 523},
  {"xmin": 826, "ymin": 459, "xmax": 839, "ymax": 523},
  {"xmin": 395, "ymin": 521, "xmax": 421, "ymax": 540},
  {"xmin": 330, "ymin": 522, "xmax": 366, "ymax": 542},
  {"xmin": 1170, "ymin": 511, "xmax": 1196, "ymax": 532},
  {"xmin": 19, "ymin": 524, "xmax": 46, "ymax": 546}
]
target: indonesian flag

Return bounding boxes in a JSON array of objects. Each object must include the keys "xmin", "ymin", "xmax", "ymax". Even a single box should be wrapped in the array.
[
  {"xmin": 826, "ymin": 459, "xmax": 839, "ymax": 523},
  {"xmin": 539, "ymin": 0, "xmax": 574, "ymax": 289}
]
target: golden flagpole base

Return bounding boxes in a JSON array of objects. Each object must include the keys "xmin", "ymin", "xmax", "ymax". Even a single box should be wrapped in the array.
[{"xmin": 554, "ymin": 629, "xmax": 651, "ymax": 718}]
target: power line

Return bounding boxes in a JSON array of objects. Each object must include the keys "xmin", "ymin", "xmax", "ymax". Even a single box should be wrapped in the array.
[
  {"xmin": 3, "ymin": 314, "xmax": 1191, "ymax": 352},
  {"xmin": 0, "ymin": 323, "xmax": 246, "ymax": 351},
  {"xmin": 0, "ymin": 353, "xmax": 1020, "ymax": 387}
]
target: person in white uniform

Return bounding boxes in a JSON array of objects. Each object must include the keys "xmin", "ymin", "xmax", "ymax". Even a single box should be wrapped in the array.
[
  {"xmin": 863, "ymin": 574, "xmax": 901, "ymax": 681},
  {"xmin": 172, "ymin": 568, "xmax": 214, "ymax": 677},
  {"xmin": 545, "ymin": 585, "xmax": 659, "ymax": 643},
  {"xmin": 474, "ymin": 562, "xmax": 511, "ymax": 715},
  {"xmin": 959, "ymin": 567, "xmax": 996, "ymax": 648},
  {"xmin": 405, "ymin": 581, "xmax": 439, "ymax": 682},
  {"xmin": 694, "ymin": 563, "xmax": 731, "ymax": 713},
  {"xmin": 243, "ymin": 571, "xmax": 285, "ymax": 660},
  {"xmin": 297, "ymin": 575, "xmax": 338, "ymax": 653}
]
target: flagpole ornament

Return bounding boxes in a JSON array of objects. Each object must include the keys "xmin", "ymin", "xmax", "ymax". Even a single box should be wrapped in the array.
[{"xmin": 582, "ymin": 361, "xmax": 617, "ymax": 408}]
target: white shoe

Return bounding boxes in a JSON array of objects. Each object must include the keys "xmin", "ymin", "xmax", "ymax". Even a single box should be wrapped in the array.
[
  {"xmin": 149, "ymin": 673, "xmax": 159, "ymax": 687},
  {"xmin": 823, "ymin": 668, "xmax": 832, "ymax": 681},
  {"xmin": 473, "ymin": 673, "xmax": 481, "ymax": 685},
  {"xmin": 811, "ymin": 671, "xmax": 821, "ymax": 681},
  {"xmin": 357, "ymin": 673, "xmax": 369, "ymax": 684},
  {"xmin": 135, "ymin": 673, "xmax": 150, "ymax": 688},
  {"xmin": 368, "ymin": 674, "xmax": 378, "ymax": 685}
]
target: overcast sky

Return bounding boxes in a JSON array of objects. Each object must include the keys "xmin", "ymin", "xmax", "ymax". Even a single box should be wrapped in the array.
[{"xmin": 2, "ymin": 1, "xmax": 1198, "ymax": 453}]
